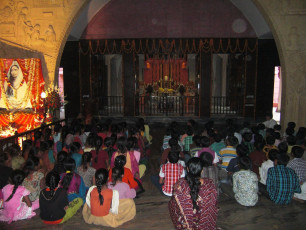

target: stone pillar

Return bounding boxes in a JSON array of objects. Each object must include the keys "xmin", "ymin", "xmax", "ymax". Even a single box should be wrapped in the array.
[
  {"xmin": 254, "ymin": 0, "xmax": 306, "ymax": 128},
  {"xmin": 199, "ymin": 51, "xmax": 212, "ymax": 117},
  {"xmin": 123, "ymin": 53, "xmax": 136, "ymax": 116}
]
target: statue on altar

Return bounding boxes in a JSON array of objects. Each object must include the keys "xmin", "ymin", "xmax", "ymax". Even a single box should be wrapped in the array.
[{"xmin": 0, "ymin": 61, "xmax": 32, "ymax": 110}]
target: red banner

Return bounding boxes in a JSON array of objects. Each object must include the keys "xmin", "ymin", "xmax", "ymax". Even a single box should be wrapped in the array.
[
  {"xmin": 0, "ymin": 59, "xmax": 45, "ymax": 136},
  {"xmin": 143, "ymin": 58, "xmax": 188, "ymax": 85}
]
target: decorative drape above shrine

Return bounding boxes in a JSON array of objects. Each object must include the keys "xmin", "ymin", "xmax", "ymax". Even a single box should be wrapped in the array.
[{"xmin": 79, "ymin": 38, "xmax": 258, "ymax": 55}]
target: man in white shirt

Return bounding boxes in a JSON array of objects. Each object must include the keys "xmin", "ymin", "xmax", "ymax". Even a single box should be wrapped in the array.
[{"xmin": 262, "ymin": 113, "xmax": 277, "ymax": 129}]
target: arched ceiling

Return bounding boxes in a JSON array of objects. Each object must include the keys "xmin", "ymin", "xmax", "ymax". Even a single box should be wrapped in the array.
[{"xmin": 68, "ymin": 0, "xmax": 272, "ymax": 41}]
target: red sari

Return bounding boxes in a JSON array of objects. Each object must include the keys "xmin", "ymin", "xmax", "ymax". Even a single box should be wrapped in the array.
[{"xmin": 168, "ymin": 178, "xmax": 218, "ymax": 230}]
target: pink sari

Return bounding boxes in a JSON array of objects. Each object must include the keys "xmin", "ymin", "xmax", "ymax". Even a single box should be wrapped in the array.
[{"xmin": 0, "ymin": 184, "xmax": 39, "ymax": 224}]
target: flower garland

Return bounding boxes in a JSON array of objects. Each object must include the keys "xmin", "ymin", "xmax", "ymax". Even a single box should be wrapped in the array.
[{"xmin": 44, "ymin": 86, "xmax": 67, "ymax": 113}]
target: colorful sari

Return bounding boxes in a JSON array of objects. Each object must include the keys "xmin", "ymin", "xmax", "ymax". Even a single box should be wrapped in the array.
[
  {"xmin": 168, "ymin": 178, "xmax": 218, "ymax": 230},
  {"xmin": 0, "ymin": 185, "xmax": 39, "ymax": 224},
  {"xmin": 60, "ymin": 173, "xmax": 86, "ymax": 202}
]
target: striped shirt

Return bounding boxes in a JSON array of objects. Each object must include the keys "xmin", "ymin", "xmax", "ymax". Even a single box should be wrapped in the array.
[
  {"xmin": 218, "ymin": 146, "xmax": 237, "ymax": 170},
  {"xmin": 266, "ymin": 165, "xmax": 301, "ymax": 204}
]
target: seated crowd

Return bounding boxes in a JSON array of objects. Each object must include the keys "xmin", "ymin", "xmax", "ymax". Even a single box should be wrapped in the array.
[
  {"xmin": 153, "ymin": 117, "xmax": 305, "ymax": 229},
  {"xmin": 0, "ymin": 117, "xmax": 149, "ymax": 227},
  {"xmin": 0, "ymin": 114, "xmax": 305, "ymax": 230}
]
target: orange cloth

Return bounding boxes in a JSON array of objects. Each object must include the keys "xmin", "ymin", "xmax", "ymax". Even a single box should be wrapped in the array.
[
  {"xmin": 43, "ymin": 219, "xmax": 63, "ymax": 225},
  {"xmin": 109, "ymin": 167, "xmax": 138, "ymax": 189},
  {"xmin": 90, "ymin": 188, "xmax": 113, "ymax": 217},
  {"xmin": 113, "ymin": 153, "xmax": 132, "ymax": 172}
]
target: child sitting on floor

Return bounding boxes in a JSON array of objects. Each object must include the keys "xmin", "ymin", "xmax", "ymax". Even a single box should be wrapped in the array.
[
  {"xmin": 233, "ymin": 156, "xmax": 258, "ymax": 206},
  {"xmin": 78, "ymin": 152, "xmax": 96, "ymax": 190},
  {"xmin": 109, "ymin": 155, "xmax": 138, "ymax": 189},
  {"xmin": 39, "ymin": 171, "xmax": 83, "ymax": 224},
  {"xmin": 159, "ymin": 149, "xmax": 185, "ymax": 196},
  {"xmin": 82, "ymin": 168, "xmax": 136, "ymax": 227},
  {"xmin": 0, "ymin": 170, "xmax": 39, "ymax": 224},
  {"xmin": 108, "ymin": 166, "xmax": 136, "ymax": 199}
]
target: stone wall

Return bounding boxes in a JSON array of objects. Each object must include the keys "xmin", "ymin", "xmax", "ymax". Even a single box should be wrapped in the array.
[
  {"xmin": 254, "ymin": 0, "xmax": 306, "ymax": 128},
  {"xmin": 0, "ymin": 0, "xmax": 89, "ymax": 86}
]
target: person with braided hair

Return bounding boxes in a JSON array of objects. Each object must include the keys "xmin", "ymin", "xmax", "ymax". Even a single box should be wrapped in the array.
[
  {"xmin": 78, "ymin": 152, "xmax": 96, "ymax": 189},
  {"xmin": 82, "ymin": 168, "xmax": 136, "ymax": 227},
  {"xmin": 169, "ymin": 158, "xmax": 218, "ymax": 230},
  {"xmin": 90, "ymin": 135, "xmax": 109, "ymax": 170},
  {"xmin": 60, "ymin": 158, "xmax": 86, "ymax": 203},
  {"xmin": 108, "ymin": 166, "xmax": 136, "ymax": 199},
  {"xmin": 39, "ymin": 171, "xmax": 82, "ymax": 224},
  {"xmin": 22, "ymin": 156, "xmax": 45, "ymax": 202},
  {"xmin": 0, "ymin": 170, "xmax": 39, "ymax": 224},
  {"xmin": 110, "ymin": 136, "xmax": 139, "ymax": 177}
]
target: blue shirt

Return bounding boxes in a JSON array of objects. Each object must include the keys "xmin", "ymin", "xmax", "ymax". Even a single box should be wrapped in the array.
[
  {"xmin": 266, "ymin": 165, "xmax": 301, "ymax": 204},
  {"xmin": 71, "ymin": 153, "xmax": 82, "ymax": 172}
]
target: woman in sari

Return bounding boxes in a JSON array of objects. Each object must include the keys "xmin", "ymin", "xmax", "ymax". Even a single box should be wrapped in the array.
[
  {"xmin": 168, "ymin": 157, "xmax": 218, "ymax": 230},
  {"xmin": 82, "ymin": 168, "xmax": 136, "ymax": 227},
  {"xmin": 60, "ymin": 158, "xmax": 86, "ymax": 203},
  {"xmin": 110, "ymin": 137, "xmax": 139, "ymax": 177}
]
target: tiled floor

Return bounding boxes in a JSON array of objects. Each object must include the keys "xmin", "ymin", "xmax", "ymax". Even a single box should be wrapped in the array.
[{"xmin": 1, "ymin": 123, "xmax": 305, "ymax": 230}]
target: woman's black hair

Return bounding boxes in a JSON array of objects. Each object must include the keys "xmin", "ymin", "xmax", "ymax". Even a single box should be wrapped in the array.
[
  {"xmin": 199, "ymin": 152, "xmax": 213, "ymax": 167},
  {"xmin": 94, "ymin": 136, "xmax": 103, "ymax": 163},
  {"xmin": 70, "ymin": 142, "xmax": 81, "ymax": 153},
  {"xmin": 104, "ymin": 137, "xmax": 115, "ymax": 160},
  {"xmin": 54, "ymin": 123, "xmax": 62, "ymax": 133},
  {"xmin": 23, "ymin": 156, "xmax": 39, "ymax": 176},
  {"xmin": 6, "ymin": 170, "xmax": 25, "ymax": 201},
  {"xmin": 53, "ymin": 151, "xmax": 68, "ymax": 174},
  {"xmin": 5, "ymin": 144, "xmax": 21, "ymax": 158},
  {"xmin": 111, "ymin": 166, "xmax": 124, "ymax": 186},
  {"xmin": 95, "ymin": 168, "xmax": 109, "ymax": 205},
  {"xmin": 28, "ymin": 146, "xmax": 39, "ymax": 158},
  {"xmin": 117, "ymin": 136, "xmax": 127, "ymax": 154},
  {"xmin": 33, "ymin": 130, "xmax": 43, "ymax": 147},
  {"xmin": 22, "ymin": 139, "xmax": 33, "ymax": 156},
  {"xmin": 126, "ymin": 137, "xmax": 136, "ymax": 151},
  {"xmin": 45, "ymin": 171, "xmax": 60, "ymax": 199},
  {"xmin": 61, "ymin": 158, "xmax": 76, "ymax": 191},
  {"xmin": 110, "ymin": 133, "xmax": 117, "ymax": 146},
  {"xmin": 86, "ymin": 133, "xmax": 95, "ymax": 147},
  {"xmin": 39, "ymin": 141, "xmax": 49, "ymax": 152},
  {"xmin": 104, "ymin": 137, "xmax": 112, "ymax": 147},
  {"xmin": 114, "ymin": 155, "xmax": 127, "ymax": 168},
  {"xmin": 0, "ymin": 151, "xmax": 10, "ymax": 165},
  {"xmin": 44, "ymin": 128, "xmax": 52, "ymax": 142},
  {"xmin": 82, "ymin": 152, "xmax": 92, "ymax": 170},
  {"xmin": 186, "ymin": 158, "xmax": 203, "ymax": 210}
]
